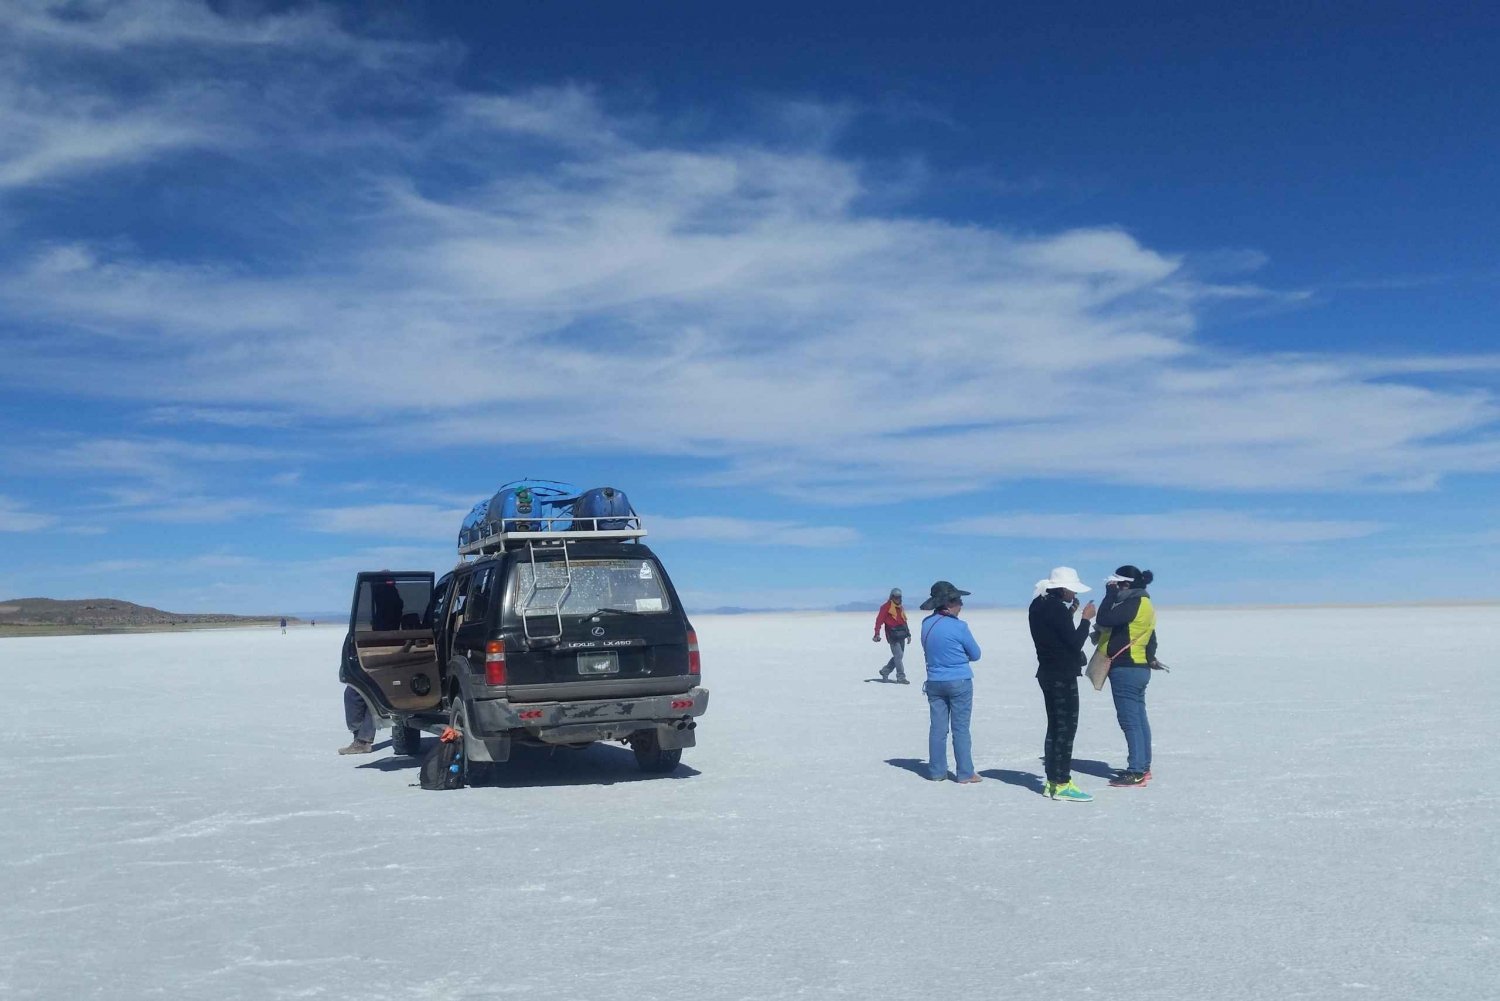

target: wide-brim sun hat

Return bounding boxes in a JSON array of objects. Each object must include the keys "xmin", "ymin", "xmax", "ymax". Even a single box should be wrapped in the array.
[
  {"xmin": 1035, "ymin": 566, "xmax": 1090, "ymax": 595},
  {"xmin": 919, "ymin": 580, "xmax": 971, "ymax": 610}
]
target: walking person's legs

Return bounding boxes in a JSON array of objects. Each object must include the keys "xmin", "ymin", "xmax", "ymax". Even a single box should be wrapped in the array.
[
  {"xmin": 948, "ymin": 679, "xmax": 976, "ymax": 781},
  {"xmin": 888, "ymin": 639, "xmax": 907, "ymax": 682},
  {"xmin": 925, "ymin": 681, "xmax": 953, "ymax": 780}
]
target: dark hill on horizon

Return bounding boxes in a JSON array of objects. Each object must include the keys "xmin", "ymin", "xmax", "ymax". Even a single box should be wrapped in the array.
[{"xmin": 0, "ymin": 598, "xmax": 292, "ymax": 636}]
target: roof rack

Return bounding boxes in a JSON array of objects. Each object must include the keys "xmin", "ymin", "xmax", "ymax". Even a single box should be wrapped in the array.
[{"xmin": 457, "ymin": 515, "xmax": 647, "ymax": 558}]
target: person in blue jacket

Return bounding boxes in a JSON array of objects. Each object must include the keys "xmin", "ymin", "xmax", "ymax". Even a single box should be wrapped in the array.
[{"xmin": 918, "ymin": 580, "xmax": 982, "ymax": 783}]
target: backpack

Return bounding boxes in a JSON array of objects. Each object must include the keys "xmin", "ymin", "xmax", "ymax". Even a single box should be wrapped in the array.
[{"xmin": 419, "ymin": 728, "xmax": 465, "ymax": 790}]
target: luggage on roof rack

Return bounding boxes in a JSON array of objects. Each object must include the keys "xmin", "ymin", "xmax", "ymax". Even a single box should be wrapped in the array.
[
  {"xmin": 569, "ymin": 486, "xmax": 636, "ymax": 531},
  {"xmin": 456, "ymin": 480, "xmax": 646, "ymax": 556}
]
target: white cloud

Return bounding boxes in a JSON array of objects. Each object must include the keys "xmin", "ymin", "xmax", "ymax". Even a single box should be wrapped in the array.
[
  {"xmin": 305, "ymin": 504, "xmax": 469, "ymax": 541},
  {"xmin": 0, "ymin": 0, "xmax": 1496, "ymax": 508},
  {"xmin": 941, "ymin": 510, "xmax": 1390, "ymax": 545},
  {"xmin": 648, "ymin": 515, "xmax": 860, "ymax": 548},
  {"xmin": 0, "ymin": 496, "xmax": 57, "ymax": 532}
]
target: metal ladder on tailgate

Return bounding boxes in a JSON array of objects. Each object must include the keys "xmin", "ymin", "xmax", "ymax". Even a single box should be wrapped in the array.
[{"xmin": 519, "ymin": 540, "xmax": 573, "ymax": 645}]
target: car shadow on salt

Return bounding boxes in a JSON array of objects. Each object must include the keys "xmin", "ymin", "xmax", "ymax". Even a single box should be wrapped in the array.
[{"xmin": 357, "ymin": 740, "xmax": 702, "ymax": 787}]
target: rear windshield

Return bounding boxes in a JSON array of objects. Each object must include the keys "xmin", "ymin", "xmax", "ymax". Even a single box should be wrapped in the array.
[
  {"xmin": 354, "ymin": 575, "xmax": 433, "ymax": 631},
  {"xmin": 510, "ymin": 558, "xmax": 672, "ymax": 616}
]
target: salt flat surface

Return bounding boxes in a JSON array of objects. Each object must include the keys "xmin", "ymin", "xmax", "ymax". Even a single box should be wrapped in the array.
[{"xmin": 2, "ymin": 608, "xmax": 1497, "ymax": 1000}]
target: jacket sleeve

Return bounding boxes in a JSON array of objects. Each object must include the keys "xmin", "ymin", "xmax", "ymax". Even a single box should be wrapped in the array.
[
  {"xmin": 1095, "ymin": 592, "xmax": 1140, "ymax": 628},
  {"xmin": 962, "ymin": 622, "xmax": 981, "ymax": 662},
  {"xmin": 873, "ymin": 605, "xmax": 888, "ymax": 638},
  {"xmin": 1046, "ymin": 600, "xmax": 1087, "ymax": 652}
]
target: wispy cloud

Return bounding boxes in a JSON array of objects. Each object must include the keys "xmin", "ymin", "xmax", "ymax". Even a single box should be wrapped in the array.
[
  {"xmin": 0, "ymin": 0, "xmax": 1496, "ymax": 512},
  {"xmin": 0, "ymin": 496, "xmax": 57, "ymax": 532},
  {"xmin": 649, "ymin": 515, "xmax": 860, "ymax": 548},
  {"xmin": 305, "ymin": 504, "xmax": 470, "ymax": 541},
  {"xmin": 941, "ymin": 510, "xmax": 1390, "ymax": 545}
]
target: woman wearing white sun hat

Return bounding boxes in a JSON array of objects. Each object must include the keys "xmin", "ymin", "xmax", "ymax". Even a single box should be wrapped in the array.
[{"xmin": 1028, "ymin": 567, "xmax": 1097, "ymax": 802}]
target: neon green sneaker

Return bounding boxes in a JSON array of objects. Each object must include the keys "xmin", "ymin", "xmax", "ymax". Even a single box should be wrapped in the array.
[
  {"xmin": 1053, "ymin": 781, "xmax": 1093, "ymax": 803},
  {"xmin": 1042, "ymin": 780, "xmax": 1056, "ymax": 799}
]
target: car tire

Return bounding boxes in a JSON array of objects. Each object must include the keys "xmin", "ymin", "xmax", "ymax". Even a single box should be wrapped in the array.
[
  {"xmin": 631, "ymin": 730, "xmax": 682, "ymax": 773},
  {"xmin": 391, "ymin": 723, "xmax": 422, "ymax": 757},
  {"xmin": 448, "ymin": 696, "xmax": 489, "ymax": 787}
]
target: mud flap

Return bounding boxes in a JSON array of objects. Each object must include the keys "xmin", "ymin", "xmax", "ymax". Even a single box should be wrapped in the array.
[{"xmin": 466, "ymin": 735, "xmax": 511, "ymax": 763}]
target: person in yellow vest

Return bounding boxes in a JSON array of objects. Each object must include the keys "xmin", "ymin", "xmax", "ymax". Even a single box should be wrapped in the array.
[{"xmin": 1094, "ymin": 565, "xmax": 1158, "ymax": 787}]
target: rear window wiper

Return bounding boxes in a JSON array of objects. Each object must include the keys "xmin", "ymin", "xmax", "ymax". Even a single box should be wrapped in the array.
[{"xmin": 583, "ymin": 606, "xmax": 653, "ymax": 617}]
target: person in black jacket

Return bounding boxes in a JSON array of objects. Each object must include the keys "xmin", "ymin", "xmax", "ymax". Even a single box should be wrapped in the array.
[{"xmin": 1028, "ymin": 567, "xmax": 1097, "ymax": 801}]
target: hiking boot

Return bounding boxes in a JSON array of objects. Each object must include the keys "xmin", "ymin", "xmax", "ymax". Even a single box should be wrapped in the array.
[
  {"xmin": 895, "ymin": 676, "xmax": 910, "ymax": 684},
  {"xmin": 878, "ymin": 668, "xmax": 892, "ymax": 680},
  {"xmin": 338, "ymin": 739, "xmax": 374, "ymax": 755},
  {"xmin": 1053, "ymin": 781, "xmax": 1093, "ymax": 802},
  {"xmin": 1109, "ymin": 770, "xmax": 1149, "ymax": 787}
]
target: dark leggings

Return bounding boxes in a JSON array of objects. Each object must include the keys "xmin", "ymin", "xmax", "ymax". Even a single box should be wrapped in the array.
[{"xmin": 1038, "ymin": 676, "xmax": 1080, "ymax": 784}]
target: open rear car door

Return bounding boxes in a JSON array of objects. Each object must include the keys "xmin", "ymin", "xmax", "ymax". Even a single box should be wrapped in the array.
[{"xmin": 344, "ymin": 571, "xmax": 441, "ymax": 713}]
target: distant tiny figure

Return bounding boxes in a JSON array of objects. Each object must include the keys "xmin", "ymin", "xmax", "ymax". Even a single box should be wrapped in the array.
[
  {"xmin": 1029, "ymin": 567, "xmax": 1096, "ymax": 802},
  {"xmin": 280, "ymin": 617, "xmax": 287, "ymax": 635},
  {"xmin": 1094, "ymin": 565, "xmax": 1158, "ymax": 787},
  {"xmin": 310, "ymin": 619, "xmax": 316, "ymax": 628},
  {"xmin": 340, "ymin": 685, "xmax": 376, "ymax": 755},
  {"xmin": 918, "ymin": 581, "xmax": 982, "ymax": 783},
  {"xmin": 872, "ymin": 587, "xmax": 911, "ymax": 683}
]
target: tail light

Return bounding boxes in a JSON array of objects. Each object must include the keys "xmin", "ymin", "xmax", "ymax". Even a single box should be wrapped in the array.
[
  {"xmin": 687, "ymin": 629, "xmax": 701, "ymax": 676},
  {"xmin": 485, "ymin": 640, "xmax": 507, "ymax": 686}
]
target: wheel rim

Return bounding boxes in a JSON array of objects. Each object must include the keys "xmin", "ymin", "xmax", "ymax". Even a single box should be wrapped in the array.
[{"xmin": 448, "ymin": 698, "xmax": 469, "ymax": 783}]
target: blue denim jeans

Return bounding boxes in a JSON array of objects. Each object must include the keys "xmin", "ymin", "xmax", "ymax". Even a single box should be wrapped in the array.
[
  {"xmin": 1108, "ymin": 666, "xmax": 1152, "ymax": 773},
  {"xmin": 925, "ymin": 678, "xmax": 975, "ymax": 781},
  {"xmin": 344, "ymin": 685, "xmax": 375, "ymax": 743}
]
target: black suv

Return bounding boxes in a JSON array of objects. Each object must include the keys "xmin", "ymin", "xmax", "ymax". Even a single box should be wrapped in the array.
[{"xmin": 339, "ymin": 538, "xmax": 707, "ymax": 782}]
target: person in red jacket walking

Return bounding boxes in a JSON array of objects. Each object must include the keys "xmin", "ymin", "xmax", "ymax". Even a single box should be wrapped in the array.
[{"xmin": 873, "ymin": 587, "xmax": 912, "ymax": 683}]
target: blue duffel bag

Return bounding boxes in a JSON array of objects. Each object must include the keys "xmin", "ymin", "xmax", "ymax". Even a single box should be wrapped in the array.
[{"xmin": 570, "ymin": 486, "xmax": 636, "ymax": 530}]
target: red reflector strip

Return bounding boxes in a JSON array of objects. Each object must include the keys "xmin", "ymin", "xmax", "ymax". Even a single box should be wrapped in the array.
[
  {"xmin": 671, "ymin": 699, "xmax": 693, "ymax": 710},
  {"xmin": 518, "ymin": 709, "xmax": 543, "ymax": 720}
]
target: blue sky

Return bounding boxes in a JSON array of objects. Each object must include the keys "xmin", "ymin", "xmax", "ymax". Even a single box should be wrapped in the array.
[{"xmin": 1, "ymin": 1, "xmax": 1497, "ymax": 615}]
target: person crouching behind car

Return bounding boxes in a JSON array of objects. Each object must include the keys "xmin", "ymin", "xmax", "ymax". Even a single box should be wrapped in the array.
[
  {"xmin": 919, "ymin": 581, "xmax": 982, "ymax": 783},
  {"xmin": 1028, "ymin": 567, "xmax": 1096, "ymax": 802},
  {"xmin": 873, "ymin": 587, "xmax": 911, "ymax": 683}
]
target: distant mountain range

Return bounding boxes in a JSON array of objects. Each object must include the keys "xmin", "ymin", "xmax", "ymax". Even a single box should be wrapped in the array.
[{"xmin": 0, "ymin": 598, "xmax": 291, "ymax": 636}]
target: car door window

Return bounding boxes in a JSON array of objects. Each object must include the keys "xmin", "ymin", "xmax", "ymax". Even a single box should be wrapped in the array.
[
  {"xmin": 447, "ymin": 573, "xmax": 472, "ymax": 631},
  {"xmin": 356, "ymin": 574, "xmax": 434, "ymax": 631},
  {"xmin": 467, "ymin": 567, "xmax": 493, "ymax": 624}
]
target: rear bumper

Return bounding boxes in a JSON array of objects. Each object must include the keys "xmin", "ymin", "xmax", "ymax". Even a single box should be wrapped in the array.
[{"xmin": 469, "ymin": 686, "xmax": 709, "ymax": 744}]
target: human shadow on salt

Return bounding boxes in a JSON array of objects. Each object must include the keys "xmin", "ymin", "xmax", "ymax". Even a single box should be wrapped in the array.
[
  {"xmin": 885, "ymin": 757, "xmax": 935, "ymax": 780},
  {"xmin": 1068, "ymin": 758, "xmax": 1115, "ymax": 780},
  {"xmin": 355, "ymin": 740, "xmax": 428, "ymax": 771},
  {"xmin": 980, "ymin": 768, "xmax": 1047, "ymax": 795}
]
